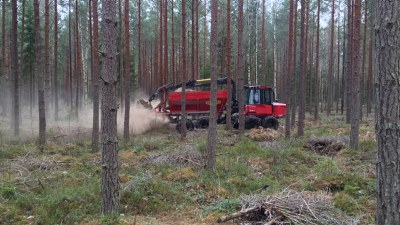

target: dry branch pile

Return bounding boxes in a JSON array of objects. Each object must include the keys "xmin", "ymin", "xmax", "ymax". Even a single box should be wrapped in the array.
[
  {"xmin": 143, "ymin": 149, "xmax": 205, "ymax": 168},
  {"xmin": 218, "ymin": 189, "xmax": 358, "ymax": 224},
  {"xmin": 0, "ymin": 152, "xmax": 71, "ymax": 191},
  {"xmin": 245, "ymin": 127, "xmax": 280, "ymax": 142},
  {"xmin": 306, "ymin": 136, "xmax": 349, "ymax": 156}
]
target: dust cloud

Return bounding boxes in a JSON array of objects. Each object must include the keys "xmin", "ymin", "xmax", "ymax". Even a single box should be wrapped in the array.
[
  {"xmin": 119, "ymin": 100, "xmax": 170, "ymax": 136},
  {"xmin": 0, "ymin": 92, "xmax": 170, "ymax": 145}
]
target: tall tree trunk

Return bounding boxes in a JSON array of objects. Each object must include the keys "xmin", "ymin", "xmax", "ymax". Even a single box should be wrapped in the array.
[
  {"xmin": 29, "ymin": 66, "xmax": 33, "ymax": 118},
  {"xmin": 237, "ymin": 0, "xmax": 245, "ymax": 136},
  {"xmin": 34, "ymin": 0, "xmax": 46, "ymax": 148},
  {"xmin": 19, "ymin": 0, "xmax": 25, "ymax": 120},
  {"xmin": 68, "ymin": 0, "xmax": 73, "ymax": 111},
  {"xmin": 341, "ymin": 16, "xmax": 346, "ymax": 115},
  {"xmin": 297, "ymin": 0, "xmax": 308, "ymax": 136},
  {"xmin": 123, "ymin": 0, "xmax": 131, "ymax": 140},
  {"xmin": 349, "ymin": 0, "xmax": 361, "ymax": 150},
  {"xmin": 171, "ymin": 0, "xmax": 175, "ymax": 83},
  {"xmin": 180, "ymin": 0, "xmax": 187, "ymax": 139},
  {"xmin": 345, "ymin": 0, "xmax": 353, "ymax": 123},
  {"xmin": 11, "ymin": 0, "xmax": 19, "ymax": 136},
  {"xmin": 1, "ymin": 0, "xmax": 8, "ymax": 117},
  {"xmin": 260, "ymin": 0, "xmax": 266, "ymax": 85},
  {"xmin": 195, "ymin": 0, "xmax": 199, "ymax": 80},
  {"xmin": 375, "ymin": 0, "xmax": 400, "ymax": 222},
  {"xmin": 45, "ymin": 0, "xmax": 50, "ymax": 113},
  {"xmin": 54, "ymin": 0, "xmax": 59, "ymax": 121},
  {"xmin": 191, "ymin": 0, "xmax": 195, "ymax": 80},
  {"xmin": 360, "ymin": 0, "xmax": 368, "ymax": 119},
  {"xmin": 100, "ymin": 0, "xmax": 119, "ymax": 216},
  {"xmin": 290, "ymin": 0, "xmax": 298, "ymax": 128},
  {"xmin": 308, "ymin": 16, "xmax": 314, "ymax": 113},
  {"xmin": 225, "ymin": 0, "xmax": 232, "ymax": 131},
  {"xmin": 206, "ymin": 0, "xmax": 218, "ymax": 170},
  {"xmin": 163, "ymin": 0, "xmax": 168, "ymax": 84},
  {"xmin": 158, "ymin": 0, "xmax": 163, "ymax": 86},
  {"xmin": 118, "ymin": 0, "xmax": 124, "ymax": 111},
  {"xmin": 75, "ymin": 0, "xmax": 83, "ymax": 118},
  {"xmin": 137, "ymin": 0, "xmax": 142, "ymax": 88},
  {"xmin": 203, "ymin": 1, "xmax": 207, "ymax": 75},
  {"xmin": 336, "ymin": 9, "xmax": 341, "ymax": 113},
  {"xmin": 92, "ymin": 0, "xmax": 100, "ymax": 152},
  {"xmin": 366, "ymin": 14, "xmax": 373, "ymax": 115},
  {"xmin": 154, "ymin": 34, "xmax": 159, "ymax": 89},
  {"xmin": 285, "ymin": 0, "xmax": 295, "ymax": 139},
  {"xmin": 327, "ymin": 0, "xmax": 335, "ymax": 115}
]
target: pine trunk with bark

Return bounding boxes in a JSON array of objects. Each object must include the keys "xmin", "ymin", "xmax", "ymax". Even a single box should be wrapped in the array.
[
  {"xmin": 19, "ymin": 0, "xmax": 25, "ymax": 119},
  {"xmin": 45, "ymin": 0, "xmax": 50, "ymax": 112},
  {"xmin": 349, "ymin": 0, "xmax": 361, "ymax": 150},
  {"xmin": 100, "ymin": 0, "xmax": 119, "ymax": 215},
  {"xmin": 327, "ymin": 0, "xmax": 335, "ymax": 116},
  {"xmin": 180, "ymin": 0, "xmax": 187, "ymax": 139},
  {"xmin": 290, "ymin": 0, "xmax": 298, "ymax": 128},
  {"xmin": 123, "ymin": 0, "xmax": 130, "ymax": 140},
  {"xmin": 260, "ymin": 0, "xmax": 266, "ymax": 85},
  {"xmin": 297, "ymin": 0, "xmax": 308, "ymax": 137},
  {"xmin": 75, "ymin": 0, "xmax": 83, "ymax": 118},
  {"xmin": 345, "ymin": 0, "xmax": 353, "ymax": 123},
  {"xmin": 237, "ymin": 0, "xmax": 245, "ymax": 136},
  {"xmin": 360, "ymin": 0, "xmax": 368, "ymax": 118},
  {"xmin": 171, "ymin": 0, "xmax": 175, "ymax": 83},
  {"xmin": 366, "ymin": 16, "xmax": 373, "ymax": 115},
  {"xmin": 225, "ymin": 0, "xmax": 232, "ymax": 131},
  {"xmin": 1, "ymin": 0, "xmax": 8, "ymax": 117},
  {"xmin": 91, "ymin": 0, "xmax": 100, "ymax": 152},
  {"xmin": 11, "ymin": 0, "xmax": 19, "ymax": 136},
  {"xmin": 206, "ymin": 0, "xmax": 218, "ymax": 170},
  {"xmin": 285, "ymin": 0, "xmax": 294, "ymax": 139},
  {"xmin": 375, "ymin": 0, "xmax": 400, "ymax": 223},
  {"xmin": 191, "ymin": 0, "xmax": 195, "ymax": 80},
  {"xmin": 163, "ymin": 0, "xmax": 168, "ymax": 84},
  {"xmin": 54, "ymin": 0, "xmax": 59, "ymax": 121},
  {"xmin": 137, "ymin": 0, "xmax": 142, "ymax": 87},
  {"xmin": 68, "ymin": 1, "xmax": 73, "ymax": 110},
  {"xmin": 34, "ymin": 0, "xmax": 46, "ymax": 148}
]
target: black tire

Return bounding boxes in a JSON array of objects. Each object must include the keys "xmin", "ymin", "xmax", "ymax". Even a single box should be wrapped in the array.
[
  {"xmin": 217, "ymin": 115, "xmax": 227, "ymax": 124},
  {"xmin": 231, "ymin": 114, "xmax": 239, "ymax": 129},
  {"xmin": 169, "ymin": 116, "xmax": 178, "ymax": 123},
  {"xmin": 176, "ymin": 119, "xmax": 194, "ymax": 133},
  {"xmin": 262, "ymin": 116, "xmax": 279, "ymax": 130},
  {"xmin": 244, "ymin": 115, "xmax": 262, "ymax": 129},
  {"xmin": 197, "ymin": 117, "xmax": 209, "ymax": 129}
]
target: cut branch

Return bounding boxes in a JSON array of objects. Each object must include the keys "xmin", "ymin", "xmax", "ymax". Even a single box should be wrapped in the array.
[{"xmin": 217, "ymin": 206, "xmax": 259, "ymax": 223}]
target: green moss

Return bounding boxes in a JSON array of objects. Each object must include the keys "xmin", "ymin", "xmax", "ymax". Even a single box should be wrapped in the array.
[
  {"xmin": 333, "ymin": 192, "xmax": 359, "ymax": 214},
  {"xmin": 0, "ymin": 185, "xmax": 17, "ymax": 199},
  {"xmin": 0, "ymin": 145, "xmax": 29, "ymax": 159},
  {"xmin": 203, "ymin": 198, "xmax": 241, "ymax": 216}
]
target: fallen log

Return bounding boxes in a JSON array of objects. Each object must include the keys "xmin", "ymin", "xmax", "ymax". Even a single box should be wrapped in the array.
[
  {"xmin": 265, "ymin": 215, "xmax": 284, "ymax": 225},
  {"xmin": 217, "ymin": 206, "xmax": 259, "ymax": 223}
]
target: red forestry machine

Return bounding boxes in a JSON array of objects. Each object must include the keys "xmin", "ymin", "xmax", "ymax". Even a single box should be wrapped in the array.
[{"xmin": 139, "ymin": 77, "xmax": 286, "ymax": 132}]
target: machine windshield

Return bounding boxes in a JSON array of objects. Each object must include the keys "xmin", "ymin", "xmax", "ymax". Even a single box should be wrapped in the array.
[{"xmin": 244, "ymin": 88, "xmax": 272, "ymax": 104}]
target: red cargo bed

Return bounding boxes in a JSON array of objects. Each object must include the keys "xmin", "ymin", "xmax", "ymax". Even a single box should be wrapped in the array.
[{"xmin": 168, "ymin": 90, "xmax": 228, "ymax": 115}]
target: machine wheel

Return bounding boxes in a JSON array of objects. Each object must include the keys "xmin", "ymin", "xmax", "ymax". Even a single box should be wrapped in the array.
[
  {"xmin": 262, "ymin": 116, "xmax": 279, "ymax": 130},
  {"xmin": 176, "ymin": 119, "xmax": 194, "ymax": 133},
  {"xmin": 231, "ymin": 114, "xmax": 239, "ymax": 129},
  {"xmin": 217, "ymin": 115, "xmax": 227, "ymax": 124},
  {"xmin": 196, "ymin": 117, "xmax": 209, "ymax": 129},
  {"xmin": 244, "ymin": 115, "xmax": 262, "ymax": 129}
]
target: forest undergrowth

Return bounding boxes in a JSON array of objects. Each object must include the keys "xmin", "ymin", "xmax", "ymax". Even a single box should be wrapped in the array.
[{"xmin": 0, "ymin": 112, "xmax": 377, "ymax": 224}]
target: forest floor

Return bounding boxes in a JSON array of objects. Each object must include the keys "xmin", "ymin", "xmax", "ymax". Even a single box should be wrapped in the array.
[{"xmin": 0, "ymin": 110, "xmax": 377, "ymax": 224}]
